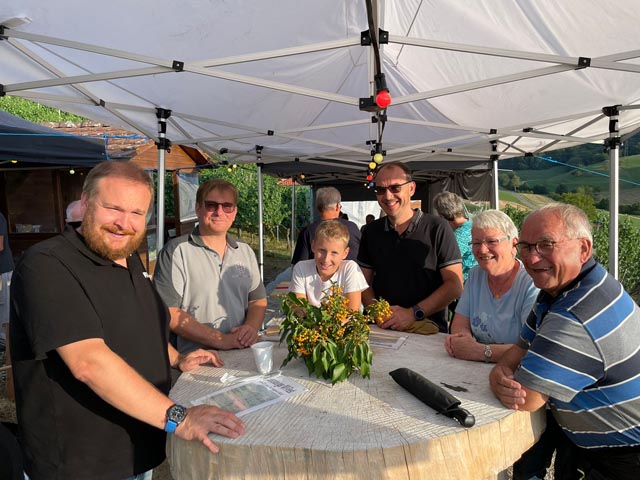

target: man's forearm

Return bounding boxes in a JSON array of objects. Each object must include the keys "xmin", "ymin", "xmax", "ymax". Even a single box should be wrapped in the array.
[
  {"xmin": 58, "ymin": 339, "xmax": 174, "ymax": 430},
  {"xmin": 244, "ymin": 298, "xmax": 267, "ymax": 330},
  {"xmin": 169, "ymin": 307, "xmax": 227, "ymax": 349},
  {"xmin": 496, "ymin": 344, "xmax": 526, "ymax": 371}
]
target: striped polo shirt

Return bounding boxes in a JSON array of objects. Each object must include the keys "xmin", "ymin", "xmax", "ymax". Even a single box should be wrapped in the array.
[{"xmin": 516, "ymin": 257, "xmax": 640, "ymax": 448}]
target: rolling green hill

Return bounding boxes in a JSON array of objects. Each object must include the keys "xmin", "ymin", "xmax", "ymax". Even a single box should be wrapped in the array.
[{"xmin": 511, "ymin": 154, "xmax": 640, "ymax": 204}]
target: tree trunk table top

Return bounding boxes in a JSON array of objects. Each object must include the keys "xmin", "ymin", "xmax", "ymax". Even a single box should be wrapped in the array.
[{"xmin": 167, "ymin": 329, "xmax": 545, "ymax": 480}]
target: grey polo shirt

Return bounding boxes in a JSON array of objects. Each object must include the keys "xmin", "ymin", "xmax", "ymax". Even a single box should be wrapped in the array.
[{"xmin": 153, "ymin": 226, "xmax": 266, "ymax": 354}]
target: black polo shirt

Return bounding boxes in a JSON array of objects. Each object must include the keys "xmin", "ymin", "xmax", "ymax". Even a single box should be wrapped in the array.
[
  {"xmin": 10, "ymin": 226, "xmax": 171, "ymax": 480},
  {"xmin": 357, "ymin": 210, "xmax": 461, "ymax": 331},
  {"xmin": 291, "ymin": 218, "xmax": 361, "ymax": 264}
]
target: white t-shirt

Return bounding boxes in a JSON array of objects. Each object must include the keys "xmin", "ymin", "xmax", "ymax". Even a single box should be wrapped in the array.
[{"xmin": 289, "ymin": 259, "xmax": 369, "ymax": 307}]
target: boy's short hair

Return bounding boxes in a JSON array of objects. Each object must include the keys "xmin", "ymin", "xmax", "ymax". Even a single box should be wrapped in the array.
[{"xmin": 313, "ymin": 219, "xmax": 350, "ymax": 248}]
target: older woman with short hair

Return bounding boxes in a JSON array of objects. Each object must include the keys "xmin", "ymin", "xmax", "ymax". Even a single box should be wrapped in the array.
[
  {"xmin": 432, "ymin": 192, "xmax": 477, "ymax": 282},
  {"xmin": 444, "ymin": 209, "xmax": 538, "ymax": 363}
]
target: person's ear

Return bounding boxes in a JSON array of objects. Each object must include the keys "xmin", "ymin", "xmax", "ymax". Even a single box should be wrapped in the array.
[
  {"xmin": 311, "ymin": 240, "xmax": 316, "ymax": 254},
  {"xmin": 341, "ymin": 246, "xmax": 350, "ymax": 260},
  {"xmin": 578, "ymin": 237, "xmax": 592, "ymax": 263}
]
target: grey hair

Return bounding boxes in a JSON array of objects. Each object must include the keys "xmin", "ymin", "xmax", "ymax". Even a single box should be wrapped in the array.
[
  {"xmin": 432, "ymin": 192, "xmax": 465, "ymax": 221},
  {"xmin": 472, "ymin": 209, "xmax": 518, "ymax": 239},
  {"xmin": 315, "ymin": 186, "xmax": 341, "ymax": 212},
  {"xmin": 527, "ymin": 203, "xmax": 592, "ymax": 242}
]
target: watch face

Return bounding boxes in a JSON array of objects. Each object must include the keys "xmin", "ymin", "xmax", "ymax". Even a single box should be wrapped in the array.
[
  {"xmin": 413, "ymin": 306, "xmax": 425, "ymax": 320},
  {"xmin": 167, "ymin": 404, "xmax": 187, "ymax": 423}
]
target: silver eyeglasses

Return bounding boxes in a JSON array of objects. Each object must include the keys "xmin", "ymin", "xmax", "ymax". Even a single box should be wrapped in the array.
[
  {"xmin": 515, "ymin": 239, "xmax": 573, "ymax": 257},
  {"xmin": 468, "ymin": 236, "xmax": 508, "ymax": 248}
]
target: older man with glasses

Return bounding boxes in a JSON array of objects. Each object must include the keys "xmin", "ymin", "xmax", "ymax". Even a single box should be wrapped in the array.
[
  {"xmin": 490, "ymin": 203, "xmax": 640, "ymax": 480},
  {"xmin": 154, "ymin": 179, "xmax": 267, "ymax": 354},
  {"xmin": 357, "ymin": 161, "xmax": 463, "ymax": 334}
]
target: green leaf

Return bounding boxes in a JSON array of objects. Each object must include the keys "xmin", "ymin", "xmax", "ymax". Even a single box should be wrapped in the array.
[{"xmin": 331, "ymin": 363, "xmax": 346, "ymax": 384}]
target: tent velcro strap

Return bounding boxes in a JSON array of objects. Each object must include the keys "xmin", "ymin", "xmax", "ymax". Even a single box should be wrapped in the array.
[
  {"xmin": 0, "ymin": 84, "xmax": 5, "ymax": 97},
  {"xmin": 172, "ymin": 60, "xmax": 184, "ymax": 72}
]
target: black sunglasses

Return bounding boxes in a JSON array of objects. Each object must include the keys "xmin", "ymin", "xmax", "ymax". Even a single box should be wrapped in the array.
[
  {"xmin": 373, "ymin": 180, "xmax": 412, "ymax": 195},
  {"xmin": 203, "ymin": 201, "xmax": 236, "ymax": 213}
]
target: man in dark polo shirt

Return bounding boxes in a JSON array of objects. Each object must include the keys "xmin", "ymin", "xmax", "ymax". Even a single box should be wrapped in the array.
[
  {"xmin": 10, "ymin": 161, "xmax": 245, "ymax": 480},
  {"xmin": 358, "ymin": 162, "xmax": 463, "ymax": 333},
  {"xmin": 291, "ymin": 186, "xmax": 361, "ymax": 264}
]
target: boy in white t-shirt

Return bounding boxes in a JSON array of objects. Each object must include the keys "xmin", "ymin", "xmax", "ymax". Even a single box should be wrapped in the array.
[{"xmin": 289, "ymin": 220, "xmax": 368, "ymax": 312}]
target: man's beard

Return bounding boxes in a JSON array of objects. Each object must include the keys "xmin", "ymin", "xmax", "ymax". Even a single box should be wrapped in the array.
[{"xmin": 82, "ymin": 207, "xmax": 145, "ymax": 261}]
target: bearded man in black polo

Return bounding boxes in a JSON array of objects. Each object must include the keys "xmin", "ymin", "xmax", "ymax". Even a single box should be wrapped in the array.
[{"xmin": 10, "ymin": 161, "xmax": 244, "ymax": 480}]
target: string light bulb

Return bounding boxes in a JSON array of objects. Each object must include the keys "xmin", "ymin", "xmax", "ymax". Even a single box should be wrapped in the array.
[
  {"xmin": 375, "ymin": 90, "xmax": 391, "ymax": 109},
  {"xmin": 373, "ymin": 153, "xmax": 383, "ymax": 164},
  {"xmin": 69, "ymin": 168, "xmax": 75, "ymax": 175}
]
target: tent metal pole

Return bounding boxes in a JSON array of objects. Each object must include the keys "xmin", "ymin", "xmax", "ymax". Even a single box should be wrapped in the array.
[
  {"xmin": 604, "ymin": 106, "xmax": 620, "ymax": 279},
  {"xmin": 155, "ymin": 108, "xmax": 171, "ymax": 255},
  {"xmin": 291, "ymin": 180, "xmax": 296, "ymax": 260},
  {"xmin": 257, "ymin": 164, "xmax": 265, "ymax": 281},
  {"xmin": 490, "ymin": 142, "xmax": 499, "ymax": 209}
]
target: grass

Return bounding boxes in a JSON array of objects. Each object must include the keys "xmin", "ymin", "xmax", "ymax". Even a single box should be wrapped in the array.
[{"xmin": 514, "ymin": 153, "xmax": 640, "ymax": 204}]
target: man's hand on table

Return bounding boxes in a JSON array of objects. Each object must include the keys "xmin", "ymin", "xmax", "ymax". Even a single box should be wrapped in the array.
[
  {"xmin": 176, "ymin": 405, "xmax": 246, "ymax": 453},
  {"xmin": 231, "ymin": 324, "xmax": 259, "ymax": 347},
  {"xmin": 177, "ymin": 349, "xmax": 224, "ymax": 372},
  {"xmin": 379, "ymin": 305, "xmax": 414, "ymax": 331},
  {"xmin": 489, "ymin": 365, "xmax": 526, "ymax": 410}
]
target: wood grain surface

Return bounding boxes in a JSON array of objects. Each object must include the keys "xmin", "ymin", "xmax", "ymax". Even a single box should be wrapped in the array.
[{"xmin": 167, "ymin": 328, "xmax": 544, "ymax": 480}]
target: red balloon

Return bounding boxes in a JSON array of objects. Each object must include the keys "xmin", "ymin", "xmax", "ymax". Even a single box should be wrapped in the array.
[{"xmin": 375, "ymin": 90, "xmax": 392, "ymax": 109}]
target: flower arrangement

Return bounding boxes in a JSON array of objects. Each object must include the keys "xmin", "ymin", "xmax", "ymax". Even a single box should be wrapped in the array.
[{"xmin": 280, "ymin": 285, "xmax": 390, "ymax": 384}]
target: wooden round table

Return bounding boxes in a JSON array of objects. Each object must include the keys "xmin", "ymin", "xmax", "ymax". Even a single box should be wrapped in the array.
[{"xmin": 167, "ymin": 329, "xmax": 545, "ymax": 480}]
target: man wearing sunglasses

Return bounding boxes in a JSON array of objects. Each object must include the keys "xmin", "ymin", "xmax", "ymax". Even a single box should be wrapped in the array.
[
  {"xmin": 357, "ymin": 162, "xmax": 463, "ymax": 334},
  {"xmin": 154, "ymin": 179, "xmax": 267, "ymax": 354},
  {"xmin": 490, "ymin": 203, "xmax": 640, "ymax": 480}
]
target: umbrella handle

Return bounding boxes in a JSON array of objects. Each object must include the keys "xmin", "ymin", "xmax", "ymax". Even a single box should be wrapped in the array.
[{"xmin": 446, "ymin": 407, "xmax": 476, "ymax": 428}]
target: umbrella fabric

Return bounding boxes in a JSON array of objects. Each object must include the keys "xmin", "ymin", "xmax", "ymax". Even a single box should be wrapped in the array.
[{"xmin": 389, "ymin": 367, "xmax": 475, "ymax": 428}]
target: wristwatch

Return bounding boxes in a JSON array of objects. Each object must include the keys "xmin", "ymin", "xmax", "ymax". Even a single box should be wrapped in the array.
[
  {"xmin": 484, "ymin": 344, "xmax": 493, "ymax": 363},
  {"xmin": 164, "ymin": 404, "xmax": 187, "ymax": 433},
  {"xmin": 412, "ymin": 305, "xmax": 425, "ymax": 321}
]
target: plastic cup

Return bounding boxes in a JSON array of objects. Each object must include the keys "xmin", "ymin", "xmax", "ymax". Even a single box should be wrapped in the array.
[{"xmin": 251, "ymin": 341, "xmax": 274, "ymax": 375}]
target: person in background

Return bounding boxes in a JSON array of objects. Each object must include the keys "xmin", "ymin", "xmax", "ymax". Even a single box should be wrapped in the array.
[
  {"xmin": 0, "ymin": 212, "xmax": 13, "ymax": 350},
  {"xmin": 289, "ymin": 219, "xmax": 368, "ymax": 313},
  {"xmin": 361, "ymin": 214, "xmax": 375, "ymax": 234},
  {"xmin": 154, "ymin": 179, "xmax": 267, "ymax": 354},
  {"xmin": 65, "ymin": 199, "xmax": 84, "ymax": 228},
  {"xmin": 357, "ymin": 162, "xmax": 463, "ymax": 334},
  {"xmin": 10, "ymin": 161, "xmax": 244, "ymax": 480},
  {"xmin": 491, "ymin": 203, "xmax": 640, "ymax": 480},
  {"xmin": 291, "ymin": 186, "xmax": 361, "ymax": 265},
  {"xmin": 432, "ymin": 191, "xmax": 477, "ymax": 283}
]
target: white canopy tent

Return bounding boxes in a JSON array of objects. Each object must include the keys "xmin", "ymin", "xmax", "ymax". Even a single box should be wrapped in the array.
[{"xmin": 1, "ymin": 0, "xmax": 639, "ymax": 275}]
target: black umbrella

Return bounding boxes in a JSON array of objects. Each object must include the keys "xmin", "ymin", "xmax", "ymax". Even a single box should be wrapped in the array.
[{"xmin": 389, "ymin": 367, "xmax": 475, "ymax": 428}]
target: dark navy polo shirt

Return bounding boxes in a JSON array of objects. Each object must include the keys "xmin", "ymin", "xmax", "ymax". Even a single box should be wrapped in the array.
[{"xmin": 357, "ymin": 210, "xmax": 461, "ymax": 331}]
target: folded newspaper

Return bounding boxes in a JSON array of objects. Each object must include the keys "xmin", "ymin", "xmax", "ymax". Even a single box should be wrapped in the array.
[{"xmin": 191, "ymin": 374, "xmax": 307, "ymax": 417}]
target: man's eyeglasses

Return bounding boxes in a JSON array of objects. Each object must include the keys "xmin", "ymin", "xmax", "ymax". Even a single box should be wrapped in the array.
[
  {"xmin": 203, "ymin": 201, "xmax": 236, "ymax": 213},
  {"xmin": 515, "ymin": 239, "xmax": 572, "ymax": 257},
  {"xmin": 468, "ymin": 237, "xmax": 509, "ymax": 248},
  {"xmin": 373, "ymin": 180, "xmax": 412, "ymax": 195}
]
